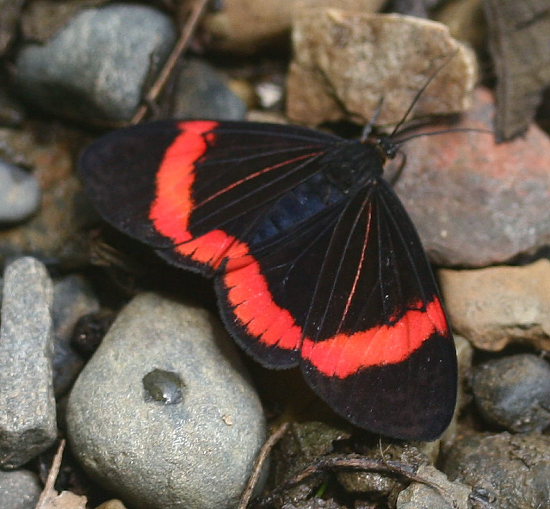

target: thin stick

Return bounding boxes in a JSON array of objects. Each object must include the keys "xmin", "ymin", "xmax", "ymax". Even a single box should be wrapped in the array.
[
  {"xmin": 238, "ymin": 422, "xmax": 290, "ymax": 509},
  {"xmin": 131, "ymin": 0, "xmax": 210, "ymax": 124},
  {"xmin": 35, "ymin": 439, "xmax": 66, "ymax": 509}
]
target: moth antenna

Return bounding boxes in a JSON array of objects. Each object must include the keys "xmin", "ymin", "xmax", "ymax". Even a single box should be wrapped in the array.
[
  {"xmin": 390, "ymin": 50, "xmax": 459, "ymax": 138},
  {"xmin": 361, "ymin": 97, "xmax": 385, "ymax": 142}
]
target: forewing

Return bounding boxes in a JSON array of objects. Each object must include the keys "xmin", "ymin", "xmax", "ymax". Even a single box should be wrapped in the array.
[{"xmin": 79, "ymin": 120, "xmax": 339, "ymax": 274}]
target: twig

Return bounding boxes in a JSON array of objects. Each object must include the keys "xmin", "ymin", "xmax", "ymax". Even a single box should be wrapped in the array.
[
  {"xmin": 238, "ymin": 422, "xmax": 290, "ymax": 509},
  {"xmin": 35, "ymin": 439, "xmax": 66, "ymax": 509},
  {"xmin": 131, "ymin": 0, "xmax": 210, "ymax": 124},
  {"xmin": 255, "ymin": 453, "xmax": 452, "ymax": 507}
]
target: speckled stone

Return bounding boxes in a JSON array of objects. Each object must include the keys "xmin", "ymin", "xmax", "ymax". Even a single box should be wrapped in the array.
[{"xmin": 67, "ymin": 293, "xmax": 266, "ymax": 509}]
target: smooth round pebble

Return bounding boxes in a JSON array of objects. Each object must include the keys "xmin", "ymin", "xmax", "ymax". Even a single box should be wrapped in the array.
[
  {"xmin": 0, "ymin": 159, "xmax": 40, "ymax": 223},
  {"xmin": 472, "ymin": 354, "xmax": 550, "ymax": 432},
  {"xmin": 15, "ymin": 4, "xmax": 176, "ymax": 124},
  {"xmin": 169, "ymin": 59, "xmax": 247, "ymax": 120},
  {"xmin": 0, "ymin": 469, "xmax": 42, "ymax": 509},
  {"xmin": 67, "ymin": 293, "xmax": 265, "ymax": 509}
]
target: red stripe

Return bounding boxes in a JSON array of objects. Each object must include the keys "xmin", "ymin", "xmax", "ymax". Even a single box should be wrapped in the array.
[{"xmin": 301, "ymin": 299, "xmax": 448, "ymax": 377}]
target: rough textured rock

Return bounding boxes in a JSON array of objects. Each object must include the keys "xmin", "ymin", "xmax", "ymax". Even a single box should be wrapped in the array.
[
  {"xmin": 439, "ymin": 260, "xmax": 550, "ymax": 351},
  {"xmin": 287, "ymin": 10, "xmax": 476, "ymax": 125},
  {"xmin": 67, "ymin": 293, "xmax": 265, "ymax": 509},
  {"xmin": 396, "ymin": 465, "xmax": 471, "ymax": 509},
  {"xmin": 472, "ymin": 354, "xmax": 550, "ymax": 433},
  {"xmin": 0, "ymin": 159, "xmax": 41, "ymax": 224},
  {"xmin": 203, "ymin": 0, "xmax": 385, "ymax": 54},
  {"xmin": 15, "ymin": 4, "xmax": 176, "ymax": 124},
  {"xmin": 0, "ymin": 469, "xmax": 42, "ymax": 509},
  {"xmin": 0, "ymin": 257, "xmax": 56, "ymax": 469},
  {"xmin": 394, "ymin": 88, "xmax": 550, "ymax": 267},
  {"xmin": 443, "ymin": 432, "xmax": 550, "ymax": 509}
]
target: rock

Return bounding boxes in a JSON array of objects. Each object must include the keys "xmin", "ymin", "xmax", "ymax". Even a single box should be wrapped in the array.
[
  {"xmin": 95, "ymin": 500, "xmax": 128, "ymax": 509},
  {"xmin": 394, "ymin": 88, "xmax": 550, "ymax": 267},
  {"xmin": 67, "ymin": 293, "xmax": 266, "ymax": 509},
  {"xmin": 0, "ymin": 257, "xmax": 56, "ymax": 469},
  {"xmin": 396, "ymin": 465, "xmax": 471, "ymax": 509},
  {"xmin": 52, "ymin": 274, "xmax": 99, "ymax": 395},
  {"xmin": 20, "ymin": 0, "xmax": 108, "ymax": 44},
  {"xmin": 167, "ymin": 59, "xmax": 247, "ymax": 120},
  {"xmin": 0, "ymin": 469, "xmax": 42, "ymax": 509},
  {"xmin": 0, "ymin": 123, "xmax": 92, "ymax": 268},
  {"xmin": 287, "ymin": 10, "xmax": 476, "ymax": 126},
  {"xmin": 442, "ymin": 432, "xmax": 550, "ymax": 509},
  {"xmin": 15, "ymin": 4, "xmax": 176, "ymax": 125},
  {"xmin": 472, "ymin": 354, "xmax": 550, "ymax": 433},
  {"xmin": 0, "ymin": 0, "xmax": 25, "ymax": 55},
  {"xmin": 434, "ymin": 0, "xmax": 486, "ymax": 50},
  {"xmin": 0, "ymin": 159, "xmax": 41, "ymax": 224},
  {"xmin": 439, "ymin": 260, "xmax": 550, "ymax": 351},
  {"xmin": 203, "ymin": 0, "xmax": 385, "ymax": 54}
]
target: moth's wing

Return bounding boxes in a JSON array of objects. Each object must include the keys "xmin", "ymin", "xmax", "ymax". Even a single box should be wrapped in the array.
[
  {"xmin": 79, "ymin": 119, "xmax": 339, "ymax": 274},
  {"xmin": 216, "ymin": 179, "xmax": 456, "ymax": 440},
  {"xmin": 300, "ymin": 180, "xmax": 457, "ymax": 440}
]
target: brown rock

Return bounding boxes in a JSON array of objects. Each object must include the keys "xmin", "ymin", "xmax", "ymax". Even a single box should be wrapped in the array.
[
  {"xmin": 439, "ymin": 260, "xmax": 550, "ymax": 351},
  {"xmin": 203, "ymin": 0, "xmax": 385, "ymax": 54},
  {"xmin": 287, "ymin": 10, "xmax": 476, "ymax": 126},
  {"xmin": 393, "ymin": 87, "xmax": 550, "ymax": 267}
]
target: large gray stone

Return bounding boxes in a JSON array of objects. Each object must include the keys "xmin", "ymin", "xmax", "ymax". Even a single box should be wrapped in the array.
[
  {"xmin": 0, "ymin": 469, "xmax": 42, "ymax": 509},
  {"xmin": 0, "ymin": 257, "xmax": 56, "ymax": 469},
  {"xmin": 15, "ymin": 4, "xmax": 176, "ymax": 124},
  {"xmin": 67, "ymin": 293, "xmax": 266, "ymax": 509}
]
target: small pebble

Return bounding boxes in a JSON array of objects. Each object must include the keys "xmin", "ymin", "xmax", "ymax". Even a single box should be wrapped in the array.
[
  {"xmin": 168, "ymin": 59, "xmax": 247, "ymax": 120},
  {"xmin": 0, "ymin": 257, "xmax": 56, "ymax": 469},
  {"xmin": 0, "ymin": 469, "xmax": 42, "ymax": 509},
  {"xmin": 67, "ymin": 293, "xmax": 265, "ymax": 509},
  {"xmin": 472, "ymin": 354, "xmax": 550, "ymax": 433},
  {"xmin": 439, "ymin": 259, "xmax": 550, "ymax": 351},
  {"xmin": 52, "ymin": 274, "xmax": 99, "ymax": 396},
  {"xmin": 442, "ymin": 432, "xmax": 550, "ymax": 509},
  {"xmin": 0, "ymin": 159, "xmax": 40, "ymax": 224},
  {"xmin": 15, "ymin": 4, "xmax": 176, "ymax": 124}
]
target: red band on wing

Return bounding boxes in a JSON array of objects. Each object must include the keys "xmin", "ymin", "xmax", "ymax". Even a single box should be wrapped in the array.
[
  {"xmin": 301, "ymin": 298, "xmax": 448, "ymax": 378},
  {"xmin": 223, "ymin": 261, "xmax": 303, "ymax": 350},
  {"xmin": 149, "ymin": 121, "xmax": 248, "ymax": 268}
]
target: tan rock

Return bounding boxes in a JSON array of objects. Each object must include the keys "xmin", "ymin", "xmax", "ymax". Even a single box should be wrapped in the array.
[
  {"xmin": 439, "ymin": 260, "xmax": 550, "ymax": 351},
  {"xmin": 287, "ymin": 10, "xmax": 477, "ymax": 126},
  {"xmin": 203, "ymin": 0, "xmax": 385, "ymax": 53}
]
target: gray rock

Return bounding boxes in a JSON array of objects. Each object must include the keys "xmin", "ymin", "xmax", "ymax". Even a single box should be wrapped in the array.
[
  {"xmin": 15, "ymin": 4, "xmax": 176, "ymax": 124},
  {"xmin": 0, "ymin": 160, "xmax": 40, "ymax": 223},
  {"xmin": 443, "ymin": 432, "xmax": 550, "ymax": 509},
  {"xmin": 67, "ymin": 293, "xmax": 266, "ymax": 509},
  {"xmin": 0, "ymin": 257, "xmax": 56, "ymax": 469},
  {"xmin": 396, "ymin": 465, "xmax": 471, "ymax": 509},
  {"xmin": 0, "ymin": 469, "xmax": 42, "ymax": 509},
  {"xmin": 169, "ymin": 59, "xmax": 247, "ymax": 120},
  {"xmin": 472, "ymin": 354, "xmax": 550, "ymax": 433},
  {"xmin": 52, "ymin": 274, "xmax": 99, "ymax": 396}
]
